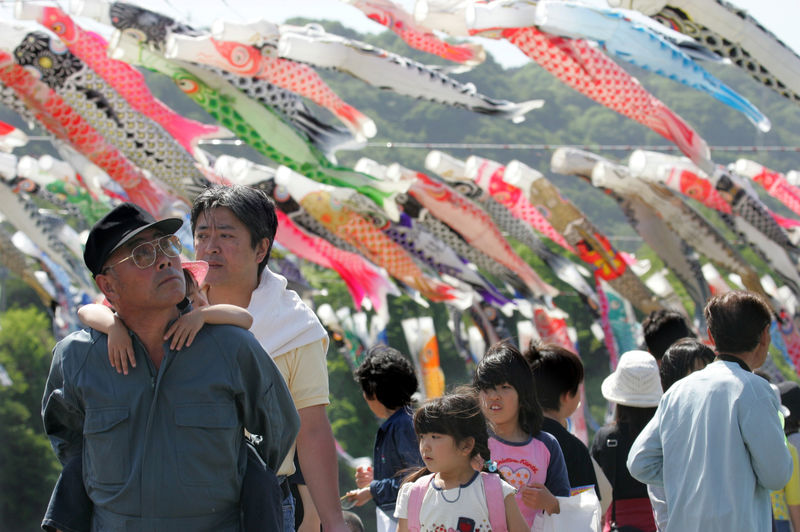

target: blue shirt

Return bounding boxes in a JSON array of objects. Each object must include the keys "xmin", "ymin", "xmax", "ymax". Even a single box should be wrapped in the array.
[
  {"xmin": 628, "ymin": 360, "xmax": 792, "ymax": 532},
  {"xmin": 42, "ymin": 324, "xmax": 299, "ymax": 532},
  {"xmin": 370, "ymin": 407, "xmax": 423, "ymax": 513}
]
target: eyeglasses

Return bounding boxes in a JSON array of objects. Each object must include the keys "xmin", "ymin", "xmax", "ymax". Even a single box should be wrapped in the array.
[{"xmin": 103, "ymin": 234, "xmax": 182, "ymax": 272}]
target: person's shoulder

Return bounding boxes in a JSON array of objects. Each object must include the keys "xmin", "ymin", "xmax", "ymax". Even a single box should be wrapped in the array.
[
  {"xmin": 201, "ymin": 324, "xmax": 267, "ymax": 356},
  {"xmin": 739, "ymin": 370, "xmax": 774, "ymax": 397},
  {"xmin": 55, "ymin": 328, "xmax": 101, "ymax": 368},
  {"xmin": 534, "ymin": 429, "xmax": 560, "ymax": 447},
  {"xmin": 552, "ymin": 423, "xmax": 590, "ymax": 452},
  {"xmin": 392, "ymin": 407, "xmax": 417, "ymax": 432},
  {"xmin": 203, "ymin": 322, "xmax": 257, "ymax": 341}
]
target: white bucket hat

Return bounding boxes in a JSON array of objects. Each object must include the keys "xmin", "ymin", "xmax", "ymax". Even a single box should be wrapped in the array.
[{"xmin": 602, "ymin": 350, "xmax": 663, "ymax": 407}]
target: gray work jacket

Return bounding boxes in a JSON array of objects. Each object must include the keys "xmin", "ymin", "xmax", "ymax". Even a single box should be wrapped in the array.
[{"xmin": 42, "ymin": 323, "xmax": 299, "ymax": 532}]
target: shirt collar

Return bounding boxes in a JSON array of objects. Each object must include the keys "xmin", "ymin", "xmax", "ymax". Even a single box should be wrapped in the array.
[{"xmin": 716, "ymin": 354, "xmax": 751, "ymax": 372}]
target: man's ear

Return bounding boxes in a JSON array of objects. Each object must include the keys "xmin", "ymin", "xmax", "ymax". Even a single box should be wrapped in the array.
[
  {"xmin": 759, "ymin": 325, "xmax": 771, "ymax": 348},
  {"xmin": 95, "ymin": 273, "xmax": 118, "ymax": 305},
  {"xmin": 706, "ymin": 328, "xmax": 716, "ymax": 346},
  {"xmin": 254, "ymin": 238, "xmax": 270, "ymax": 264}
]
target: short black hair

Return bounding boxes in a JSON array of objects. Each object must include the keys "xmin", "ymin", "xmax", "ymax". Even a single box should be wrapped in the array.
[
  {"xmin": 525, "ymin": 343, "xmax": 584, "ymax": 411},
  {"xmin": 642, "ymin": 310, "xmax": 694, "ymax": 361},
  {"xmin": 190, "ymin": 185, "xmax": 278, "ymax": 278},
  {"xmin": 473, "ymin": 340, "xmax": 543, "ymax": 436},
  {"xmin": 353, "ymin": 344, "xmax": 418, "ymax": 410},
  {"xmin": 659, "ymin": 338, "xmax": 715, "ymax": 391},
  {"xmin": 705, "ymin": 291, "xmax": 772, "ymax": 354}
]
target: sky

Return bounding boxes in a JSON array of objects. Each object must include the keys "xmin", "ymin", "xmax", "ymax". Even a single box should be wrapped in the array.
[{"xmin": 2, "ymin": 1, "xmax": 797, "ymax": 69}]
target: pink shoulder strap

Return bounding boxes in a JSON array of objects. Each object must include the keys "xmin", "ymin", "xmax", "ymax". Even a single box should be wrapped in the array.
[
  {"xmin": 407, "ymin": 473, "xmax": 435, "ymax": 532},
  {"xmin": 482, "ymin": 472, "xmax": 508, "ymax": 532}
]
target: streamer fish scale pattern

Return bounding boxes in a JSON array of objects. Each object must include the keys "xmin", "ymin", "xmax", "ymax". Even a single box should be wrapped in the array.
[
  {"xmin": 501, "ymin": 26, "xmax": 709, "ymax": 167},
  {"xmin": 654, "ymin": 6, "xmax": 800, "ymax": 104}
]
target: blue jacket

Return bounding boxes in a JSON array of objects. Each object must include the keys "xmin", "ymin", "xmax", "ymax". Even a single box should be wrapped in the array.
[
  {"xmin": 42, "ymin": 324, "xmax": 299, "ymax": 532},
  {"xmin": 628, "ymin": 360, "xmax": 792, "ymax": 532},
  {"xmin": 370, "ymin": 407, "xmax": 423, "ymax": 513}
]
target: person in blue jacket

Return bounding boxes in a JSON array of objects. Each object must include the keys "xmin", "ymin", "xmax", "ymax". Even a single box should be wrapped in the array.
[{"xmin": 345, "ymin": 344, "xmax": 423, "ymax": 532}]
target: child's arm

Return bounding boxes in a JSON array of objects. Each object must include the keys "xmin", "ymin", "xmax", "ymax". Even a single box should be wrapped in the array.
[
  {"xmin": 198, "ymin": 304, "xmax": 253, "ymax": 329},
  {"xmin": 505, "ymin": 492, "xmax": 528, "ymax": 532},
  {"xmin": 164, "ymin": 304, "xmax": 253, "ymax": 350},
  {"xmin": 397, "ymin": 519, "xmax": 409, "ymax": 532},
  {"xmin": 520, "ymin": 483, "xmax": 559, "ymax": 514},
  {"xmin": 77, "ymin": 304, "xmax": 135, "ymax": 374}
]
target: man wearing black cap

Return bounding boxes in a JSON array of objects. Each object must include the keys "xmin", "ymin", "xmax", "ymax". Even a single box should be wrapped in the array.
[{"xmin": 41, "ymin": 203, "xmax": 299, "ymax": 531}]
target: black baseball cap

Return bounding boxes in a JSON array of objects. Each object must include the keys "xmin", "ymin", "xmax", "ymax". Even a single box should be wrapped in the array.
[{"xmin": 84, "ymin": 203, "xmax": 183, "ymax": 277}]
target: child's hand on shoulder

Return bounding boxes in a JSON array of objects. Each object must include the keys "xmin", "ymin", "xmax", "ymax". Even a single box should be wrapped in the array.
[
  {"xmin": 108, "ymin": 319, "xmax": 135, "ymax": 375},
  {"xmin": 164, "ymin": 309, "xmax": 205, "ymax": 350},
  {"xmin": 520, "ymin": 483, "xmax": 559, "ymax": 515}
]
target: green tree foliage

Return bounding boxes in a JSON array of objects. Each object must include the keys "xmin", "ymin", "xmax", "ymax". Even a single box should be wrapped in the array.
[{"xmin": 0, "ymin": 307, "xmax": 60, "ymax": 531}]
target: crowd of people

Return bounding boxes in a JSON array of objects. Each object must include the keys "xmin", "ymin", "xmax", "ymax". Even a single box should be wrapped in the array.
[{"xmin": 37, "ymin": 186, "xmax": 799, "ymax": 532}]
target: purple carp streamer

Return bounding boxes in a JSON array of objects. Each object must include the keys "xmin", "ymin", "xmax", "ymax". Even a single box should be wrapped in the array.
[{"xmin": 276, "ymin": 168, "xmax": 456, "ymax": 302}]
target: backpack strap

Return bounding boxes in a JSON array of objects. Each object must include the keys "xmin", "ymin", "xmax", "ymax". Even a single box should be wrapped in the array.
[
  {"xmin": 406, "ymin": 473, "xmax": 435, "ymax": 532},
  {"xmin": 481, "ymin": 471, "xmax": 508, "ymax": 532}
]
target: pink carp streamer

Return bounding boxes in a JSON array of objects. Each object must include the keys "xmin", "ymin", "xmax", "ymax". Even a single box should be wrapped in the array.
[
  {"xmin": 0, "ymin": 118, "xmax": 27, "ymax": 151},
  {"xmin": 348, "ymin": 0, "xmax": 485, "ymax": 66},
  {"xmin": 0, "ymin": 51, "xmax": 169, "ymax": 217},
  {"xmin": 203, "ymin": 38, "xmax": 375, "ymax": 140},
  {"xmin": 298, "ymin": 189, "xmax": 455, "ymax": 302},
  {"xmin": 275, "ymin": 210, "xmax": 394, "ymax": 314},
  {"xmin": 409, "ymin": 171, "xmax": 558, "ymax": 298},
  {"xmin": 497, "ymin": 27, "xmax": 711, "ymax": 169},
  {"xmin": 27, "ymin": 5, "xmax": 227, "ymax": 156},
  {"xmin": 532, "ymin": 304, "xmax": 589, "ymax": 444},
  {"xmin": 659, "ymin": 166, "xmax": 732, "ymax": 214},
  {"xmin": 737, "ymin": 160, "xmax": 800, "ymax": 220},
  {"xmin": 468, "ymin": 156, "xmax": 574, "ymax": 253},
  {"xmin": 664, "ymin": 163, "xmax": 799, "ymax": 231}
]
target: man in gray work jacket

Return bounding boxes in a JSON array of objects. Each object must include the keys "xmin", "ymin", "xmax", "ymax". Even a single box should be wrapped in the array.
[{"xmin": 42, "ymin": 203, "xmax": 299, "ymax": 531}]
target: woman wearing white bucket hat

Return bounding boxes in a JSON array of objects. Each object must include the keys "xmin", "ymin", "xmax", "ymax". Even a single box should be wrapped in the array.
[{"xmin": 592, "ymin": 350, "xmax": 662, "ymax": 532}]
